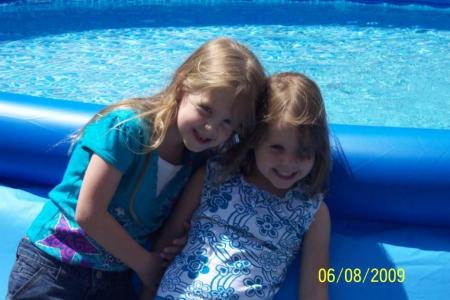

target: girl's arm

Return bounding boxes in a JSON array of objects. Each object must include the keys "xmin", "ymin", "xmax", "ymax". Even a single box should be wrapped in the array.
[
  {"xmin": 139, "ymin": 166, "xmax": 206, "ymax": 299},
  {"xmin": 298, "ymin": 201, "xmax": 331, "ymax": 300},
  {"xmin": 152, "ymin": 165, "xmax": 205, "ymax": 254},
  {"xmin": 75, "ymin": 154, "xmax": 162, "ymax": 287}
]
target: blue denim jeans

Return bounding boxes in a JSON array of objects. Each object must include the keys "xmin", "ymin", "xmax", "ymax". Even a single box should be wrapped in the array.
[{"xmin": 7, "ymin": 237, "xmax": 136, "ymax": 300}]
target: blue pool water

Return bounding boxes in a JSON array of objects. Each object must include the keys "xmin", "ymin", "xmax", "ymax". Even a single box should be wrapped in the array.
[{"xmin": 1, "ymin": 1, "xmax": 449, "ymax": 129}]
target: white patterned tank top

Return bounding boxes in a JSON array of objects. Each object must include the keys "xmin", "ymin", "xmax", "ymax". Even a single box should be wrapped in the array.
[{"xmin": 156, "ymin": 160, "xmax": 322, "ymax": 300}]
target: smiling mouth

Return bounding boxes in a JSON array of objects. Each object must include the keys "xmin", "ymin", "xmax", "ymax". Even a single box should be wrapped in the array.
[
  {"xmin": 193, "ymin": 129, "xmax": 211, "ymax": 144},
  {"xmin": 273, "ymin": 169, "xmax": 298, "ymax": 180}
]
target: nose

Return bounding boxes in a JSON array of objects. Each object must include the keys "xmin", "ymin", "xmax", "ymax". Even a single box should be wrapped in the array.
[
  {"xmin": 281, "ymin": 153, "xmax": 301, "ymax": 167},
  {"xmin": 204, "ymin": 122, "xmax": 218, "ymax": 137}
]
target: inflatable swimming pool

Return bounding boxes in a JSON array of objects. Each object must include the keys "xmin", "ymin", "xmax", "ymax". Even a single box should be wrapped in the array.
[{"xmin": 1, "ymin": 91, "xmax": 450, "ymax": 299}]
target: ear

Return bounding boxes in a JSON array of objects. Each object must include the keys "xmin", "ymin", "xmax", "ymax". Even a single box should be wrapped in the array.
[{"xmin": 176, "ymin": 86, "xmax": 186, "ymax": 102}]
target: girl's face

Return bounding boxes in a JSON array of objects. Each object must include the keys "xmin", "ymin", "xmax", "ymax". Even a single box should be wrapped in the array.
[
  {"xmin": 177, "ymin": 87, "xmax": 244, "ymax": 152},
  {"xmin": 252, "ymin": 122, "xmax": 315, "ymax": 197}
]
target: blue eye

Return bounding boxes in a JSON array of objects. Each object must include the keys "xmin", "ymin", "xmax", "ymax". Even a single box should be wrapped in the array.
[
  {"xmin": 199, "ymin": 104, "xmax": 212, "ymax": 113},
  {"xmin": 270, "ymin": 145, "xmax": 284, "ymax": 151},
  {"xmin": 299, "ymin": 147, "xmax": 315, "ymax": 159}
]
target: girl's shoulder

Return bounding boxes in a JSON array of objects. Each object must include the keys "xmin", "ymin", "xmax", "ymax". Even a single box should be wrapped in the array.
[
  {"xmin": 291, "ymin": 185, "xmax": 324, "ymax": 214},
  {"xmin": 88, "ymin": 108, "xmax": 150, "ymax": 136},
  {"xmin": 96, "ymin": 108, "xmax": 144, "ymax": 127},
  {"xmin": 80, "ymin": 108, "xmax": 151, "ymax": 156},
  {"xmin": 291, "ymin": 182, "xmax": 324, "ymax": 201}
]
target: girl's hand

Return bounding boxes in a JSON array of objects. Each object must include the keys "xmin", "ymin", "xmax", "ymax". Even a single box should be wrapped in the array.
[
  {"xmin": 159, "ymin": 221, "xmax": 190, "ymax": 263},
  {"xmin": 135, "ymin": 252, "xmax": 165, "ymax": 292},
  {"xmin": 139, "ymin": 285, "xmax": 157, "ymax": 300}
]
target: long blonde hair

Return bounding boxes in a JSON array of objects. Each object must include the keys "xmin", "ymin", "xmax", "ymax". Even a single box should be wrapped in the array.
[
  {"xmin": 222, "ymin": 72, "xmax": 331, "ymax": 196},
  {"xmin": 74, "ymin": 37, "xmax": 266, "ymax": 152},
  {"xmin": 74, "ymin": 38, "xmax": 266, "ymax": 222}
]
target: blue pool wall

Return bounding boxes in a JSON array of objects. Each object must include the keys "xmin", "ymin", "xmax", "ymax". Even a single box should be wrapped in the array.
[
  {"xmin": 2, "ymin": 1, "xmax": 450, "ymax": 36},
  {"xmin": 2, "ymin": 91, "xmax": 450, "ymax": 227},
  {"xmin": 351, "ymin": 0, "xmax": 450, "ymax": 7},
  {"xmin": 1, "ymin": 91, "xmax": 450, "ymax": 299},
  {"xmin": 1, "ymin": 0, "xmax": 450, "ymax": 8}
]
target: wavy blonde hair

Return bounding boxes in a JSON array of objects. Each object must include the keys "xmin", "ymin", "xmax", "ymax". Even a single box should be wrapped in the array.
[
  {"xmin": 73, "ymin": 38, "xmax": 266, "ymax": 222},
  {"xmin": 222, "ymin": 72, "xmax": 331, "ymax": 196},
  {"xmin": 74, "ymin": 37, "xmax": 266, "ymax": 152}
]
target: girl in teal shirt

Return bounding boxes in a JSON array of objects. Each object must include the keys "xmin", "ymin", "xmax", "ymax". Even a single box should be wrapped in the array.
[{"xmin": 7, "ymin": 37, "xmax": 266, "ymax": 300}]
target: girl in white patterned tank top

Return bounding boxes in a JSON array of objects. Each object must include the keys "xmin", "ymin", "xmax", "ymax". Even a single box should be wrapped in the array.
[{"xmin": 150, "ymin": 72, "xmax": 331, "ymax": 300}]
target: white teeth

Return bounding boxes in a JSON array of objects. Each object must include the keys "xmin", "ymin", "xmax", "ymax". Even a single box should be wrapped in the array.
[
  {"xmin": 275, "ymin": 170, "xmax": 296, "ymax": 177},
  {"xmin": 199, "ymin": 135, "xmax": 210, "ymax": 142},
  {"xmin": 194, "ymin": 129, "xmax": 210, "ymax": 142},
  {"xmin": 278, "ymin": 171, "xmax": 292, "ymax": 176}
]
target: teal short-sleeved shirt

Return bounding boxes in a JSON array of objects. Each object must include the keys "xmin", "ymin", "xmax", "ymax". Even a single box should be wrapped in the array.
[{"xmin": 27, "ymin": 109, "xmax": 200, "ymax": 271}]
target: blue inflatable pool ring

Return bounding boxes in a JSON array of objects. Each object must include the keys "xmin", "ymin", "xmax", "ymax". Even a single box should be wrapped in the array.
[{"xmin": 1, "ymin": 91, "xmax": 449, "ymax": 299}]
